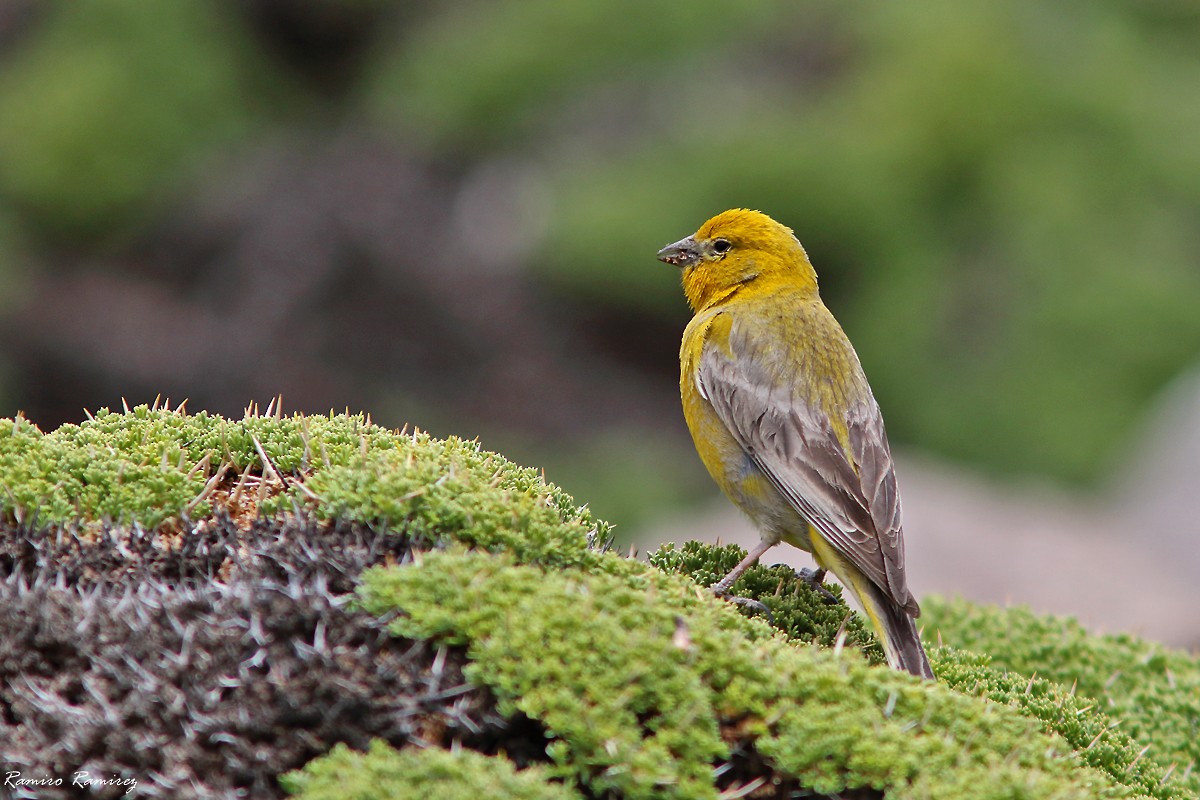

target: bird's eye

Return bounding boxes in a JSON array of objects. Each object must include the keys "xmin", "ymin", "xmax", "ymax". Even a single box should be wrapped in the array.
[{"xmin": 712, "ymin": 238, "xmax": 732, "ymax": 254}]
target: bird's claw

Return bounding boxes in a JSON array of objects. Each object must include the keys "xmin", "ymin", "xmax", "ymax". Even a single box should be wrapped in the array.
[{"xmin": 797, "ymin": 567, "xmax": 839, "ymax": 605}]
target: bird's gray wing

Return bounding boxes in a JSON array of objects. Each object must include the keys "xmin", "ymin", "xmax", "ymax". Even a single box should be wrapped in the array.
[{"xmin": 696, "ymin": 320, "xmax": 916, "ymax": 614}]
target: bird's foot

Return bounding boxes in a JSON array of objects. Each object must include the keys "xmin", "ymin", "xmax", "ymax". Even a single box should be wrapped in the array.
[
  {"xmin": 721, "ymin": 594, "xmax": 775, "ymax": 625},
  {"xmin": 797, "ymin": 567, "xmax": 839, "ymax": 605}
]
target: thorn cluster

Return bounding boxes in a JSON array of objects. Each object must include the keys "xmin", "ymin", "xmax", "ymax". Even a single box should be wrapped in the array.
[{"xmin": 0, "ymin": 514, "xmax": 511, "ymax": 799}]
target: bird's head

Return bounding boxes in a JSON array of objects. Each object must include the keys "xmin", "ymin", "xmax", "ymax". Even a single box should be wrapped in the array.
[{"xmin": 657, "ymin": 208, "xmax": 817, "ymax": 311}]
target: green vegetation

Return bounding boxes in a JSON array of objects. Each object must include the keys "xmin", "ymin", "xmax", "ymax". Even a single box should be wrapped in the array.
[
  {"xmin": 0, "ymin": 405, "xmax": 609, "ymax": 560},
  {"xmin": 0, "ymin": 0, "xmax": 292, "ymax": 241},
  {"xmin": 649, "ymin": 540, "xmax": 887, "ymax": 665},
  {"xmin": 657, "ymin": 542, "xmax": 1200, "ymax": 799},
  {"xmin": 926, "ymin": 597, "xmax": 1200, "ymax": 795},
  {"xmin": 3, "ymin": 407, "xmax": 1198, "ymax": 798},
  {"xmin": 284, "ymin": 742, "xmax": 582, "ymax": 800},
  {"xmin": 357, "ymin": 548, "xmax": 1187, "ymax": 799}
]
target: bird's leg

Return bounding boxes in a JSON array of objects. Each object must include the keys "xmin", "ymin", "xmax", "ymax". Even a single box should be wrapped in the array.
[
  {"xmin": 709, "ymin": 539, "xmax": 775, "ymax": 596},
  {"xmin": 796, "ymin": 566, "xmax": 839, "ymax": 605}
]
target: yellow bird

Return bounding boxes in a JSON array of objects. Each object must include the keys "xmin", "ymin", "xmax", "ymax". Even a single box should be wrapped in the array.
[{"xmin": 658, "ymin": 209, "xmax": 933, "ymax": 678}]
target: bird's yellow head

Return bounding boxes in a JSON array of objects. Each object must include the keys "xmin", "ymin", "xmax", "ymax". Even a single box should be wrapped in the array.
[{"xmin": 658, "ymin": 209, "xmax": 818, "ymax": 312}]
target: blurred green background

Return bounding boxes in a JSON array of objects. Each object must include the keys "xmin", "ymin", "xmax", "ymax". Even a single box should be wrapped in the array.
[{"xmin": 2, "ymin": 0, "xmax": 1199, "ymax": 541}]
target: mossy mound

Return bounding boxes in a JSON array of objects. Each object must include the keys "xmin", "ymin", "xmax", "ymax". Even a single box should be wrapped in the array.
[
  {"xmin": 1, "ymin": 404, "xmax": 607, "ymax": 798},
  {"xmin": 924, "ymin": 598, "xmax": 1200, "ymax": 798},
  {"xmin": 1, "ymin": 406, "xmax": 1196, "ymax": 799},
  {"xmin": 649, "ymin": 539, "xmax": 887, "ymax": 665},
  {"xmin": 0, "ymin": 402, "xmax": 609, "ymax": 564},
  {"xmin": 282, "ymin": 742, "xmax": 582, "ymax": 800},
  {"xmin": 343, "ymin": 548, "xmax": 1195, "ymax": 800}
]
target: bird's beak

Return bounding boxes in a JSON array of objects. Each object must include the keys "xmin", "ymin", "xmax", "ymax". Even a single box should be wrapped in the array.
[{"xmin": 657, "ymin": 236, "xmax": 700, "ymax": 268}]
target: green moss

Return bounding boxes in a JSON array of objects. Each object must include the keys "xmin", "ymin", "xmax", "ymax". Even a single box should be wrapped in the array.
[
  {"xmin": 4, "ymin": 408, "xmax": 1192, "ymax": 797},
  {"xmin": 650, "ymin": 540, "xmax": 887, "ymax": 665},
  {"xmin": 926, "ymin": 598, "xmax": 1200, "ymax": 798},
  {"xmin": 361, "ymin": 551, "xmax": 738, "ymax": 799},
  {"xmin": 359, "ymin": 549, "xmax": 1157, "ymax": 800},
  {"xmin": 652, "ymin": 544, "xmax": 1190, "ymax": 798},
  {"xmin": 0, "ymin": 409, "xmax": 211, "ymax": 526},
  {"xmin": 305, "ymin": 433, "xmax": 608, "ymax": 569},
  {"xmin": 282, "ymin": 741, "xmax": 581, "ymax": 800},
  {"xmin": 0, "ymin": 407, "xmax": 610, "ymax": 562},
  {"xmin": 936, "ymin": 648, "xmax": 1193, "ymax": 800}
]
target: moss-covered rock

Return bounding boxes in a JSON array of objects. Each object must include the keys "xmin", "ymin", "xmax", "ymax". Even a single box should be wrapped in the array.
[
  {"xmin": 358, "ymin": 548, "xmax": 1187, "ymax": 800},
  {"xmin": 1, "ymin": 406, "xmax": 1196, "ymax": 799}
]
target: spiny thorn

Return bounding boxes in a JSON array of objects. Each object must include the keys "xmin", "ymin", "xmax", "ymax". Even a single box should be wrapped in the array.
[
  {"xmin": 833, "ymin": 612, "xmax": 851, "ymax": 659},
  {"xmin": 672, "ymin": 616, "xmax": 692, "ymax": 652},
  {"xmin": 250, "ymin": 433, "xmax": 284, "ymax": 486},
  {"xmin": 883, "ymin": 690, "xmax": 897, "ymax": 718}
]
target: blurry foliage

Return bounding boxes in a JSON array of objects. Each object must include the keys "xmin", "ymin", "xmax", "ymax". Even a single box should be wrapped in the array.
[
  {"xmin": 0, "ymin": 210, "xmax": 28, "ymax": 313},
  {"xmin": 519, "ymin": 1, "xmax": 1200, "ymax": 482},
  {"xmin": 0, "ymin": 0, "xmax": 297, "ymax": 241},
  {"xmin": 362, "ymin": 0, "xmax": 782, "ymax": 152},
  {"xmin": 1, "ymin": 0, "xmax": 1200, "ymax": 501}
]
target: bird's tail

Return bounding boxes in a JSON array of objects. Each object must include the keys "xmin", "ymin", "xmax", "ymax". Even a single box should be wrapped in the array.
[
  {"xmin": 809, "ymin": 536, "xmax": 934, "ymax": 679},
  {"xmin": 857, "ymin": 580, "xmax": 934, "ymax": 679}
]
